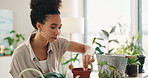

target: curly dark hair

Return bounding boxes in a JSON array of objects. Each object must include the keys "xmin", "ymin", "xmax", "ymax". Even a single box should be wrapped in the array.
[{"xmin": 30, "ymin": 0, "xmax": 62, "ymax": 29}]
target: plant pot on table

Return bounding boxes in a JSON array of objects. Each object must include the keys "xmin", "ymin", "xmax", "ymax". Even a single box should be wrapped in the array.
[
  {"xmin": 96, "ymin": 53, "xmax": 127, "ymax": 77},
  {"xmin": 126, "ymin": 65, "xmax": 138, "ymax": 77},
  {"xmin": 72, "ymin": 68, "xmax": 91, "ymax": 78},
  {"xmin": 138, "ymin": 55, "xmax": 146, "ymax": 73}
]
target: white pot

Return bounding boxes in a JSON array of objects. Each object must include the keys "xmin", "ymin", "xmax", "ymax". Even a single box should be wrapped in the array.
[{"xmin": 96, "ymin": 53, "xmax": 127, "ymax": 77}]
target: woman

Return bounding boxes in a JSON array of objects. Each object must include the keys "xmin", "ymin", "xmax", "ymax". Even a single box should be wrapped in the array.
[{"xmin": 9, "ymin": 0, "xmax": 95, "ymax": 78}]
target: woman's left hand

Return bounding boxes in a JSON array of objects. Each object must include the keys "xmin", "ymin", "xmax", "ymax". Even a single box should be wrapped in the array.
[{"xmin": 82, "ymin": 53, "xmax": 95, "ymax": 71}]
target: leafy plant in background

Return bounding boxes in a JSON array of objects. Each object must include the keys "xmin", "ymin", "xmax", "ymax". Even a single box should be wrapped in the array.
[
  {"xmin": 127, "ymin": 57, "xmax": 140, "ymax": 65},
  {"xmin": 114, "ymin": 34, "xmax": 144, "ymax": 55},
  {"xmin": 62, "ymin": 53, "xmax": 80, "ymax": 69},
  {"xmin": 3, "ymin": 30, "xmax": 25, "ymax": 54},
  {"xmin": 113, "ymin": 34, "xmax": 143, "ymax": 65},
  {"xmin": 98, "ymin": 60, "xmax": 122, "ymax": 78},
  {"xmin": 92, "ymin": 26, "xmax": 119, "ymax": 54}
]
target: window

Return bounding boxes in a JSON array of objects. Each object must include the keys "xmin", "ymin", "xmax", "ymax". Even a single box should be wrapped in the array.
[
  {"xmin": 142, "ymin": 0, "xmax": 148, "ymax": 55},
  {"xmin": 86, "ymin": 0, "xmax": 131, "ymax": 71},
  {"xmin": 87, "ymin": 0, "xmax": 131, "ymax": 52}
]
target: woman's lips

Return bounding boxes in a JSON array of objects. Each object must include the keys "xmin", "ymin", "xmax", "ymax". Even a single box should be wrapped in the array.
[{"xmin": 52, "ymin": 37, "xmax": 57, "ymax": 40}]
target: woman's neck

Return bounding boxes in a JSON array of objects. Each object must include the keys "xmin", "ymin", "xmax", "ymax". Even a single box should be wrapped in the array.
[{"xmin": 31, "ymin": 32, "xmax": 48, "ymax": 50}]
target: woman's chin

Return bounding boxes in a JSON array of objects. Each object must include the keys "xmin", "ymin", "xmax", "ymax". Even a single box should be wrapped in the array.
[{"xmin": 49, "ymin": 39, "xmax": 57, "ymax": 42}]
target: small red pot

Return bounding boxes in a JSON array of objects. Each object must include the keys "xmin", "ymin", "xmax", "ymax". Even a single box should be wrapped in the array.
[{"xmin": 72, "ymin": 68, "xmax": 91, "ymax": 78}]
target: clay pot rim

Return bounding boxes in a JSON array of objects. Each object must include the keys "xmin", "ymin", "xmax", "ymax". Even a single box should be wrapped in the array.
[{"xmin": 72, "ymin": 68, "xmax": 91, "ymax": 74}]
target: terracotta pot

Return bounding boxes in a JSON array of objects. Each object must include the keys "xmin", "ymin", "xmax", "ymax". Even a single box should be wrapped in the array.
[{"xmin": 72, "ymin": 68, "xmax": 91, "ymax": 78}]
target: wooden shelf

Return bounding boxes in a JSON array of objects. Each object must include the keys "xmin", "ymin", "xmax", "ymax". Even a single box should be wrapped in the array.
[{"xmin": 0, "ymin": 55, "xmax": 12, "ymax": 57}]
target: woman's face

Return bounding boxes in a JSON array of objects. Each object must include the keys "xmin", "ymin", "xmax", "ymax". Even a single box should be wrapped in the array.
[{"xmin": 39, "ymin": 14, "xmax": 62, "ymax": 42}]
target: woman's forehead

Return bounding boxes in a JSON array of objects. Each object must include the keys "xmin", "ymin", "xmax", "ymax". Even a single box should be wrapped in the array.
[
  {"xmin": 46, "ymin": 15, "xmax": 61, "ymax": 21},
  {"xmin": 44, "ymin": 15, "xmax": 61, "ymax": 25}
]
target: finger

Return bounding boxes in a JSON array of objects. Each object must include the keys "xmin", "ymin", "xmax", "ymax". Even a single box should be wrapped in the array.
[
  {"xmin": 86, "ymin": 54, "xmax": 91, "ymax": 65},
  {"xmin": 88, "ymin": 55, "xmax": 95, "ymax": 65},
  {"xmin": 91, "ymin": 55, "xmax": 95, "ymax": 62},
  {"xmin": 82, "ymin": 55, "xmax": 88, "ymax": 71},
  {"xmin": 85, "ymin": 55, "xmax": 90, "ymax": 71}
]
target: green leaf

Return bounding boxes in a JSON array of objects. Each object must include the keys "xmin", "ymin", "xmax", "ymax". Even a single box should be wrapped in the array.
[
  {"xmin": 10, "ymin": 30, "xmax": 16, "ymax": 34},
  {"xmin": 102, "ymin": 69, "xmax": 109, "ymax": 77},
  {"xmin": 116, "ymin": 75, "xmax": 120, "ymax": 78},
  {"xmin": 4, "ymin": 48, "xmax": 11, "ymax": 51},
  {"xmin": 95, "ymin": 47, "xmax": 104, "ymax": 54},
  {"xmin": 4, "ymin": 37, "xmax": 14, "ymax": 46},
  {"xmin": 108, "ymin": 65, "xmax": 116, "ymax": 69},
  {"xmin": 20, "ymin": 35, "xmax": 25, "ymax": 40},
  {"xmin": 110, "ymin": 26, "xmax": 116, "ymax": 34},
  {"xmin": 128, "ymin": 57, "xmax": 141, "ymax": 65},
  {"xmin": 62, "ymin": 54, "xmax": 79, "ymax": 65},
  {"xmin": 109, "ymin": 48, "xmax": 114, "ymax": 53},
  {"xmin": 95, "ymin": 42, "xmax": 105, "ymax": 48},
  {"xmin": 98, "ymin": 60, "xmax": 108, "ymax": 66},
  {"xmin": 109, "ymin": 39, "xmax": 119, "ymax": 43},
  {"xmin": 73, "ymin": 54, "xmax": 79, "ymax": 62},
  {"xmin": 96, "ymin": 38, "xmax": 104, "ymax": 40},
  {"xmin": 110, "ymin": 72, "xmax": 114, "ymax": 78},
  {"xmin": 101, "ymin": 30, "xmax": 109, "ymax": 37},
  {"xmin": 92, "ymin": 38, "xmax": 96, "ymax": 44},
  {"xmin": 99, "ymin": 69, "xmax": 109, "ymax": 78}
]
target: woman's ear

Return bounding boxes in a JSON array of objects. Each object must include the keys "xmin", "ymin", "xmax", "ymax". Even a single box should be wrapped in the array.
[{"xmin": 36, "ymin": 22, "xmax": 42, "ymax": 30}]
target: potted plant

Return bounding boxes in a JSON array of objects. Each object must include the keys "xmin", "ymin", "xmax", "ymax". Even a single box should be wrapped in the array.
[
  {"xmin": 97, "ymin": 60, "xmax": 122, "ymax": 78},
  {"xmin": 126, "ymin": 57, "xmax": 140, "ymax": 77},
  {"xmin": 92, "ymin": 25, "xmax": 127, "ymax": 77},
  {"xmin": 3, "ymin": 30, "xmax": 25, "ymax": 55},
  {"xmin": 113, "ymin": 34, "xmax": 146, "ymax": 75}
]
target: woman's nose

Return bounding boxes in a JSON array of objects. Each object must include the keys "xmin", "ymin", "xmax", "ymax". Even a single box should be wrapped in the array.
[{"xmin": 54, "ymin": 29, "xmax": 61, "ymax": 35}]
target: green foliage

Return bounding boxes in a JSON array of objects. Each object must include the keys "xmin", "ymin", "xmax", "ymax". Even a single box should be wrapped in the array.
[
  {"xmin": 114, "ymin": 35, "xmax": 144, "ymax": 55},
  {"xmin": 97, "ymin": 60, "xmax": 122, "ymax": 78},
  {"xmin": 62, "ymin": 54, "xmax": 79, "ymax": 65},
  {"xmin": 35, "ymin": 72, "xmax": 65, "ymax": 78},
  {"xmin": 127, "ymin": 57, "xmax": 140, "ymax": 65},
  {"xmin": 114, "ymin": 34, "xmax": 144, "ymax": 65},
  {"xmin": 3, "ymin": 30, "xmax": 25, "ymax": 52},
  {"xmin": 92, "ymin": 26, "xmax": 119, "ymax": 54}
]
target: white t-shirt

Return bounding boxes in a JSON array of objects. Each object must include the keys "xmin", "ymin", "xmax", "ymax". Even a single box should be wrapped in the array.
[{"xmin": 39, "ymin": 60, "xmax": 49, "ymax": 73}]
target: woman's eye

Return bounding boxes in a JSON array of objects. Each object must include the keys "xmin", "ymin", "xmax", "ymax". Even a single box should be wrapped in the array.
[
  {"xmin": 59, "ymin": 26, "xmax": 61, "ymax": 29},
  {"xmin": 50, "ymin": 27, "xmax": 55, "ymax": 29}
]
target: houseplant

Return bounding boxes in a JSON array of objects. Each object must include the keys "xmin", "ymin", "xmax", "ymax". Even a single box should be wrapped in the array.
[
  {"xmin": 126, "ymin": 57, "xmax": 140, "ymax": 77},
  {"xmin": 92, "ymin": 25, "xmax": 127, "ymax": 77},
  {"xmin": 92, "ymin": 26, "xmax": 119, "ymax": 54},
  {"xmin": 113, "ymin": 34, "xmax": 145, "ymax": 75},
  {"xmin": 3, "ymin": 30, "xmax": 25, "ymax": 55}
]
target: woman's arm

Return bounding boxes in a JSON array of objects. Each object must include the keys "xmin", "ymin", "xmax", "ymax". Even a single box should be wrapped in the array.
[{"xmin": 68, "ymin": 41, "xmax": 95, "ymax": 71}]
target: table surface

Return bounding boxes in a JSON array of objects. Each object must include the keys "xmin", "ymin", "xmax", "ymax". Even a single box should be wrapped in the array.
[{"xmin": 90, "ymin": 71, "xmax": 148, "ymax": 78}]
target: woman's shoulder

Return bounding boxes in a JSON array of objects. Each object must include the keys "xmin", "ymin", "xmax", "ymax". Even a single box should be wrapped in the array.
[
  {"xmin": 13, "ymin": 41, "xmax": 29, "ymax": 56},
  {"xmin": 56, "ymin": 36, "xmax": 70, "ymax": 42}
]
